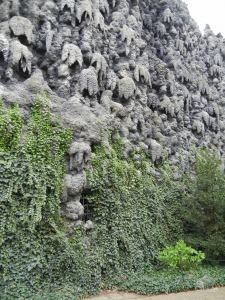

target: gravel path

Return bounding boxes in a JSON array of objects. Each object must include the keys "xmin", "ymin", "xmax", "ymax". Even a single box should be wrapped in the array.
[{"xmin": 84, "ymin": 288, "xmax": 225, "ymax": 300}]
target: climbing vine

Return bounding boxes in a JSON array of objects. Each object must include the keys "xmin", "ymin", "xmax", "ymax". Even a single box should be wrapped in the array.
[
  {"xmin": 0, "ymin": 94, "xmax": 185, "ymax": 299},
  {"xmin": 0, "ymin": 99, "xmax": 23, "ymax": 152},
  {"xmin": 84, "ymin": 137, "xmax": 183, "ymax": 280},
  {"xmin": 0, "ymin": 93, "xmax": 100, "ymax": 299}
]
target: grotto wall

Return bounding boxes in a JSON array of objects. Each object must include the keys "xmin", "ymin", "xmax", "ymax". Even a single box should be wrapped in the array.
[{"xmin": 1, "ymin": 0, "xmax": 225, "ymax": 225}]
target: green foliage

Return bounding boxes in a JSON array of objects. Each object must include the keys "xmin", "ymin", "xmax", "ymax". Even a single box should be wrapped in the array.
[
  {"xmin": 182, "ymin": 149, "xmax": 225, "ymax": 261},
  {"xmin": 25, "ymin": 94, "xmax": 71, "ymax": 163},
  {"xmin": 159, "ymin": 240, "xmax": 205, "ymax": 270},
  {"xmin": 4, "ymin": 95, "xmax": 225, "ymax": 299},
  {"xmin": 0, "ymin": 94, "xmax": 101, "ymax": 299},
  {"xmin": 114, "ymin": 266, "xmax": 225, "ymax": 295},
  {"xmin": 84, "ymin": 137, "xmax": 183, "ymax": 279},
  {"xmin": 0, "ymin": 99, "xmax": 23, "ymax": 152}
]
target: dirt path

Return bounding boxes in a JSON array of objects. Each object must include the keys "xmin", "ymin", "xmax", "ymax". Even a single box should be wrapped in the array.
[{"xmin": 84, "ymin": 287, "xmax": 225, "ymax": 300}]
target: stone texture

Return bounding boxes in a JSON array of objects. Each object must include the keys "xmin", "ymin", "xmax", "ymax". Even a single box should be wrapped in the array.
[
  {"xmin": 1, "ymin": 0, "xmax": 225, "ymax": 222},
  {"xmin": 64, "ymin": 200, "xmax": 84, "ymax": 221},
  {"xmin": 69, "ymin": 141, "xmax": 91, "ymax": 172},
  {"xmin": 64, "ymin": 173, "xmax": 87, "ymax": 196}
]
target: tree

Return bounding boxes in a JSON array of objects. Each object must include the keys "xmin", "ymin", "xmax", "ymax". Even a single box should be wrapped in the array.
[{"xmin": 182, "ymin": 149, "xmax": 225, "ymax": 261}]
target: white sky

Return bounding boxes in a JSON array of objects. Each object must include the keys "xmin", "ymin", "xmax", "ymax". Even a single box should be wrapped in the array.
[{"xmin": 184, "ymin": 0, "xmax": 225, "ymax": 36}]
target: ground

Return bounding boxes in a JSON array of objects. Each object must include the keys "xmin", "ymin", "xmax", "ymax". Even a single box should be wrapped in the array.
[{"xmin": 84, "ymin": 288, "xmax": 225, "ymax": 300}]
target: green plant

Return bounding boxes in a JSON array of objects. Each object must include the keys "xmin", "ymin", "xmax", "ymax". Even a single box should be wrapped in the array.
[
  {"xmin": 159, "ymin": 240, "xmax": 205, "ymax": 270},
  {"xmin": 0, "ymin": 99, "xmax": 23, "ymax": 152},
  {"xmin": 0, "ymin": 93, "xmax": 101, "ymax": 299},
  {"xmin": 182, "ymin": 148, "xmax": 225, "ymax": 261},
  {"xmin": 1, "ymin": 94, "xmax": 205, "ymax": 298},
  {"xmin": 84, "ymin": 136, "xmax": 183, "ymax": 279},
  {"xmin": 114, "ymin": 266, "xmax": 225, "ymax": 295}
]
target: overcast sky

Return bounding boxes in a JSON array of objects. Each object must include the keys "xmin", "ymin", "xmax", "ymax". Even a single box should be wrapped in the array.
[{"xmin": 184, "ymin": 0, "xmax": 225, "ymax": 36}]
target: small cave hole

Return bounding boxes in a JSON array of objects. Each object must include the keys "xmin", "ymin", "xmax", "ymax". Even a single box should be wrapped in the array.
[
  {"xmin": 82, "ymin": 89, "xmax": 90, "ymax": 98},
  {"xmin": 81, "ymin": 197, "xmax": 93, "ymax": 222},
  {"xmin": 140, "ymin": 49, "xmax": 144, "ymax": 56},
  {"xmin": 76, "ymin": 13, "xmax": 90, "ymax": 26},
  {"xmin": 152, "ymin": 83, "xmax": 161, "ymax": 93},
  {"xmin": 184, "ymin": 99, "xmax": 188, "ymax": 112},
  {"xmin": 18, "ymin": 35, "xmax": 29, "ymax": 46},
  {"xmin": 97, "ymin": 24, "xmax": 102, "ymax": 31},
  {"xmin": 140, "ymin": 75, "xmax": 146, "ymax": 84},
  {"xmin": 38, "ymin": 19, "xmax": 45, "ymax": 28},
  {"xmin": 154, "ymin": 157, "xmax": 163, "ymax": 168},
  {"xmin": 70, "ymin": 61, "xmax": 81, "ymax": 72},
  {"xmin": 137, "ymin": 120, "xmax": 142, "ymax": 134},
  {"xmin": 65, "ymin": 153, "xmax": 71, "ymax": 172},
  {"xmin": 83, "ymin": 55, "xmax": 90, "ymax": 66},
  {"xmin": 17, "ymin": 62, "xmax": 30, "ymax": 79},
  {"xmin": 62, "ymin": 4, "xmax": 72, "ymax": 13},
  {"xmin": 90, "ymin": 142, "xmax": 99, "ymax": 153},
  {"xmin": 112, "ymin": 86, "xmax": 119, "ymax": 101},
  {"xmin": 9, "ymin": 1, "xmax": 13, "ymax": 10},
  {"xmin": 0, "ymin": 52, "xmax": 5, "ymax": 64},
  {"xmin": 83, "ymin": 152, "xmax": 89, "ymax": 165},
  {"xmin": 81, "ymin": 13, "xmax": 89, "ymax": 23},
  {"xmin": 91, "ymin": 61, "xmax": 97, "ymax": 68},
  {"xmin": 117, "ymin": 240, "xmax": 126, "ymax": 253},
  {"xmin": 118, "ymin": 49, "xmax": 127, "ymax": 58},
  {"xmin": 75, "ymin": 18, "xmax": 80, "ymax": 27}
]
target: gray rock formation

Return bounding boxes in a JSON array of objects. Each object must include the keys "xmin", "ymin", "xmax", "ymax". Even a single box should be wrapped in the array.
[{"xmin": 1, "ymin": 0, "xmax": 225, "ymax": 223}]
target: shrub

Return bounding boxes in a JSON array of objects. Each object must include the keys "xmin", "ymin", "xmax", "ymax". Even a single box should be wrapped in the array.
[
  {"xmin": 159, "ymin": 240, "xmax": 205, "ymax": 270},
  {"xmin": 182, "ymin": 149, "xmax": 225, "ymax": 261}
]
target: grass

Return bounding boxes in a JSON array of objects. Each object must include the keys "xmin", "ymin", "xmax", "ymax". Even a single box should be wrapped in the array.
[
  {"xmin": 19, "ymin": 266, "xmax": 225, "ymax": 300},
  {"xmin": 108, "ymin": 266, "xmax": 225, "ymax": 296}
]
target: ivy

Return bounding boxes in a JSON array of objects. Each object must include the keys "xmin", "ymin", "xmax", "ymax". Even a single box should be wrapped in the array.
[
  {"xmin": 0, "ymin": 94, "xmax": 189, "ymax": 299},
  {"xmin": 0, "ymin": 99, "xmax": 23, "ymax": 152},
  {"xmin": 0, "ymin": 93, "xmax": 101, "ymax": 299},
  {"xmin": 114, "ymin": 266, "xmax": 225, "ymax": 295},
  {"xmin": 84, "ymin": 137, "xmax": 183, "ymax": 280}
]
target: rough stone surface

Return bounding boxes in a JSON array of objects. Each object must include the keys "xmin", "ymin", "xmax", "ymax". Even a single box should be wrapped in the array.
[
  {"xmin": 69, "ymin": 141, "xmax": 91, "ymax": 172},
  {"xmin": 64, "ymin": 200, "xmax": 84, "ymax": 221},
  {"xmin": 64, "ymin": 173, "xmax": 87, "ymax": 197},
  {"xmin": 1, "ymin": 0, "xmax": 225, "ymax": 222}
]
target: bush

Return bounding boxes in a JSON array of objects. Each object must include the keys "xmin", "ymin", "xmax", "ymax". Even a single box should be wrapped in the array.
[
  {"xmin": 182, "ymin": 149, "xmax": 225, "ymax": 261},
  {"xmin": 159, "ymin": 240, "xmax": 205, "ymax": 270}
]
